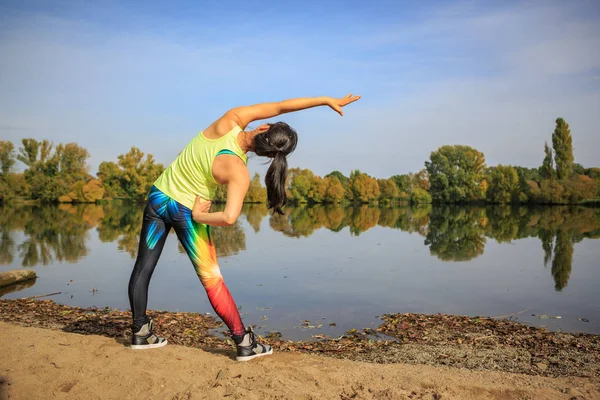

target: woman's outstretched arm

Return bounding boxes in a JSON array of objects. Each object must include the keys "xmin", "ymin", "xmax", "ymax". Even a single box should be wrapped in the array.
[
  {"xmin": 231, "ymin": 94, "xmax": 361, "ymax": 128},
  {"xmin": 204, "ymin": 94, "xmax": 361, "ymax": 135}
]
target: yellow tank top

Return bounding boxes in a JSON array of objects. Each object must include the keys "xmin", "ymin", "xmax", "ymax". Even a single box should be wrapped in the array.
[{"xmin": 153, "ymin": 126, "xmax": 248, "ymax": 210}]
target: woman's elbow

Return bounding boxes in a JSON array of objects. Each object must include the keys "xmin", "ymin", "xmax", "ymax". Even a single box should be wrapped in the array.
[{"xmin": 222, "ymin": 212, "xmax": 238, "ymax": 226}]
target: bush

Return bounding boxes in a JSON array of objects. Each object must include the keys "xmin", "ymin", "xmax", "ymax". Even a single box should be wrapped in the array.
[{"xmin": 410, "ymin": 188, "xmax": 432, "ymax": 204}]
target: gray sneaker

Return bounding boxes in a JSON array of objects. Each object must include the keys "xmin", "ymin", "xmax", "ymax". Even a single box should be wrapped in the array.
[
  {"xmin": 233, "ymin": 326, "xmax": 273, "ymax": 362},
  {"xmin": 131, "ymin": 318, "xmax": 168, "ymax": 350}
]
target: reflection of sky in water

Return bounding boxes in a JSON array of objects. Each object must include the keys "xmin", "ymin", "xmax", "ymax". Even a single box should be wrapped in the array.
[{"xmin": 1, "ymin": 205, "xmax": 599, "ymax": 340}]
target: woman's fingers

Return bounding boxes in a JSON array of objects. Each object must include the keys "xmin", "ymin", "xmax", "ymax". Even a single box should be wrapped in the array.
[
  {"xmin": 340, "ymin": 94, "xmax": 361, "ymax": 106},
  {"xmin": 194, "ymin": 196, "xmax": 212, "ymax": 213}
]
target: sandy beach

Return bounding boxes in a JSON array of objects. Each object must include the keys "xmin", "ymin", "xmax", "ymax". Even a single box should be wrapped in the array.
[{"xmin": 2, "ymin": 321, "xmax": 599, "ymax": 400}]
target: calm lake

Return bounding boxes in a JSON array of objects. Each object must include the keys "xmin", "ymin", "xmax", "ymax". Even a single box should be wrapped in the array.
[{"xmin": 1, "ymin": 203, "xmax": 598, "ymax": 340}]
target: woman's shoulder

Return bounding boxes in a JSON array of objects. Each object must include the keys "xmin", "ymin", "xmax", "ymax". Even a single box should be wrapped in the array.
[{"xmin": 202, "ymin": 112, "xmax": 244, "ymax": 140}]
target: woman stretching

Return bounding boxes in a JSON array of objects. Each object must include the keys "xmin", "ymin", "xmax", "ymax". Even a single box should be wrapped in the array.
[{"xmin": 128, "ymin": 94, "xmax": 361, "ymax": 361}]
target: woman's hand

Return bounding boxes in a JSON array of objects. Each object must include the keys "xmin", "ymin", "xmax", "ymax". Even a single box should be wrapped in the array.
[
  {"xmin": 327, "ymin": 94, "xmax": 361, "ymax": 116},
  {"xmin": 192, "ymin": 196, "xmax": 212, "ymax": 222}
]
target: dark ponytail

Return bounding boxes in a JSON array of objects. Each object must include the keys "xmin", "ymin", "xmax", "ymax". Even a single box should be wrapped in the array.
[{"xmin": 253, "ymin": 122, "xmax": 298, "ymax": 215}]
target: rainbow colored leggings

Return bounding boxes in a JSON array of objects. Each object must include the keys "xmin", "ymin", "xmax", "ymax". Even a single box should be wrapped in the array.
[{"xmin": 128, "ymin": 186, "xmax": 245, "ymax": 336}]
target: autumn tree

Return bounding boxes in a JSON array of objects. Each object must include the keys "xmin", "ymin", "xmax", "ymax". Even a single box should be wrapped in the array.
[
  {"xmin": 552, "ymin": 118, "xmax": 574, "ymax": 180},
  {"xmin": 245, "ymin": 173, "xmax": 267, "ymax": 203},
  {"xmin": 347, "ymin": 170, "xmax": 380, "ymax": 203},
  {"xmin": 425, "ymin": 145, "xmax": 486, "ymax": 203},
  {"xmin": 324, "ymin": 176, "xmax": 345, "ymax": 203},
  {"xmin": 324, "ymin": 171, "xmax": 349, "ymax": 188},
  {"xmin": 287, "ymin": 168, "xmax": 327, "ymax": 203},
  {"xmin": 377, "ymin": 178, "xmax": 400, "ymax": 202}
]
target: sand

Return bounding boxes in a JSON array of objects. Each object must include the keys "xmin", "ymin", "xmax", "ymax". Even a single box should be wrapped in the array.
[{"xmin": 1, "ymin": 322, "xmax": 598, "ymax": 400}]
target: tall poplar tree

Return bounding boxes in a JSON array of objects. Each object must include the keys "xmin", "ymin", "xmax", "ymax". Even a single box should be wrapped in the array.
[{"xmin": 552, "ymin": 118, "xmax": 574, "ymax": 180}]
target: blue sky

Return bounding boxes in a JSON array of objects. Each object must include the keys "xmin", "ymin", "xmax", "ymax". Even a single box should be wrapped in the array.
[{"xmin": 1, "ymin": 0, "xmax": 599, "ymax": 179}]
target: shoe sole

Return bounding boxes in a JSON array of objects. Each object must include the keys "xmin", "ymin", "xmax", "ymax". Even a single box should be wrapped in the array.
[
  {"xmin": 236, "ymin": 348, "xmax": 273, "ymax": 362},
  {"xmin": 131, "ymin": 340, "xmax": 168, "ymax": 350}
]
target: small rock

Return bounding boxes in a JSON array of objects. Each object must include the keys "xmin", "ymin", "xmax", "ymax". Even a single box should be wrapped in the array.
[{"xmin": 536, "ymin": 362, "xmax": 548, "ymax": 371}]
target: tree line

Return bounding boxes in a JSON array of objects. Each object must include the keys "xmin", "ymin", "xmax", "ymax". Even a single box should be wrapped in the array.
[
  {"xmin": 284, "ymin": 117, "xmax": 598, "ymax": 205},
  {"xmin": 0, "ymin": 117, "xmax": 598, "ymax": 205}
]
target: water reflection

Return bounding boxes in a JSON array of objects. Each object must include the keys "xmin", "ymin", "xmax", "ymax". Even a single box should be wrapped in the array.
[
  {"xmin": 425, "ymin": 207, "xmax": 487, "ymax": 261},
  {"xmin": 0, "ymin": 277, "xmax": 37, "ymax": 297},
  {"xmin": 1, "ymin": 202, "xmax": 599, "ymax": 292}
]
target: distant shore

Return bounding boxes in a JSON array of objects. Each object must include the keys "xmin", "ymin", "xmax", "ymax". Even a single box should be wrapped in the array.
[{"xmin": 4, "ymin": 198, "xmax": 600, "ymax": 207}]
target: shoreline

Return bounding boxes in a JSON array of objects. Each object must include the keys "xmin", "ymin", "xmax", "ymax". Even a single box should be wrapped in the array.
[
  {"xmin": 3, "ymin": 198, "xmax": 600, "ymax": 207},
  {"xmin": 1, "ymin": 299, "xmax": 598, "ymax": 379}
]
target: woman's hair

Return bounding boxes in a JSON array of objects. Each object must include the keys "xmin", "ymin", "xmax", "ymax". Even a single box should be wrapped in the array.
[{"xmin": 253, "ymin": 122, "xmax": 298, "ymax": 215}]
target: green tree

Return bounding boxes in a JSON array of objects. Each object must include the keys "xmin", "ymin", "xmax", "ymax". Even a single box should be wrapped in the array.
[
  {"xmin": 540, "ymin": 142, "xmax": 554, "ymax": 180},
  {"xmin": 390, "ymin": 174, "xmax": 410, "ymax": 193},
  {"xmin": 18, "ymin": 139, "xmax": 70, "ymax": 202},
  {"xmin": 57, "ymin": 143, "xmax": 90, "ymax": 182},
  {"xmin": 97, "ymin": 161, "xmax": 125, "ymax": 198},
  {"xmin": 486, "ymin": 165, "xmax": 519, "ymax": 204},
  {"xmin": 117, "ymin": 147, "xmax": 165, "ymax": 201},
  {"xmin": 425, "ymin": 145, "xmax": 487, "ymax": 203},
  {"xmin": 0, "ymin": 141, "xmax": 16, "ymax": 176},
  {"xmin": 410, "ymin": 188, "xmax": 432, "ymax": 204},
  {"xmin": 552, "ymin": 118, "xmax": 574, "ymax": 180}
]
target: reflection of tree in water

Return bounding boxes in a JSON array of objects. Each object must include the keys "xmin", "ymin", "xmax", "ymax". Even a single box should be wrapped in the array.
[
  {"xmin": 323, "ymin": 206, "xmax": 347, "ymax": 231},
  {"xmin": 268, "ymin": 207, "xmax": 332, "ymax": 238},
  {"xmin": 269, "ymin": 206, "xmax": 350, "ymax": 236},
  {"xmin": 242, "ymin": 203, "xmax": 268, "ymax": 233},
  {"xmin": 97, "ymin": 202, "xmax": 145, "ymax": 257},
  {"xmin": 551, "ymin": 230, "xmax": 573, "ymax": 291},
  {"xmin": 2, "ymin": 203, "xmax": 599, "ymax": 291},
  {"xmin": 349, "ymin": 206, "xmax": 380, "ymax": 236},
  {"xmin": 0, "ymin": 206, "xmax": 21, "ymax": 264},
  {"xmin": 210, "ymin": 222, "xmax": 246, "ymax": 258},
  {"xmin": 0, "ymin": 228, "xmax": 14, "ymax": 265},
  {"xmin": 376, "ymin": 207, "xmax": 400, "ymax": 228},
  {"xmin": 483, "ymin": 205, "xmax": 521, "ymax": 243},
  {"xmin": 0, "ymin": 204, "xmax": 98, "ymax": 266},
  {"xmin": 483, "ymin": 206, "xmax": 599, "ymax": 291},
  {"xmin": 269, "ymin": 205, "xmax": 432, "ymax": 237},
  {"xmin": 424, "ymin": 207, "xmax": 487, "ymax": 262},
  {"xmin": 539, "ymin": 229, "xmax": 554, "ymax": 267},
  {"xmin": 532, "ymin": 207, "xmax": 599, "ymax": 291},
  {"xmin": 383, "ymin": 205, "xmax": 431, "ymax": 235}
]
